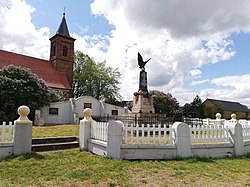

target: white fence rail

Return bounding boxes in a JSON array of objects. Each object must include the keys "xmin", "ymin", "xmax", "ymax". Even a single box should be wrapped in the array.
[
  {"xmin": 123, "ymin": 123, "xmax": 175, "ymax": 145},
  {"xmin": 189, "ymin": 124, "xmax": 230, "ymax": 143},
  {"xmin": 91, "ymin": 122, "xmax": 108, "ymax": 141},
  {"xmin": 0, "ymin": 122, "xmax": 15, "ymax": 143},
  {"xmin": 89, "ymin": 119, "xmax": 250, "ymax": 144},
  {"xmin": 202, "ymin": 119, "xmax": 217, "ymax": 126},
  {"xmin": 239, "ymin": 120, "xmax": 250, "ymax": 126},
  {"xmin": 80, "ymin": 109, "xmax": 250, "ymax": 160},
  {"xmin": 242, "ymin": 124, "xmax": 250, "ymax": 141}
]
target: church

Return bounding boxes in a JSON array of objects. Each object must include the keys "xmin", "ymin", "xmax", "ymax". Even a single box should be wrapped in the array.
[{"xmin": 0, "ymin": 13, "xmax": 75, "ymax": 100}]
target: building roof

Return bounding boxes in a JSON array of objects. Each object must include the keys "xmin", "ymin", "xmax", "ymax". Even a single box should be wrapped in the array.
[
  {"xmin": 56, "ymin": 13, "xmax": 72, "ymax": 38},
  {"xmin": 204, "ymin": 98, "xmax": 250, "ymax": 112},
  {"xmin": 0, "ymin": 50, "xmax": 71, "ymax": 90}
]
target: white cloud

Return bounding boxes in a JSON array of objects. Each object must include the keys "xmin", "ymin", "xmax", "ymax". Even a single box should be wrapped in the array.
[
  {"xmin": 90, "ymin": 0, "xmax": 249, "ymax": 102},
  {"xmin": 190, "ymin": 69, "xmax": 202, "ymax": 78},
  {"xmin": 1, "ymin": 0, "xmax": 250, "ymax": 108},
  {"xmin": 190, "ymin": 79, "xmax": 210, "ymax": 86},
  {"xmin": 0, "ymin": 0, "xmax": 50, "ymax": 59},
  {"xmin": 197, "ymin": 74, "xmax": 250, "ymax": 107}
]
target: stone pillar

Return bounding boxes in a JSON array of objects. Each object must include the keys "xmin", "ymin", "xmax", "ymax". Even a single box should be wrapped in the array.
[
  {"xmin": 173, "ymin": 122, "xmax": 191, "ymax": 158},
  {"xmin": 214, "ymin": 113, "xmax": 223, "ymax": 126},
  {"xmin": 79, "ymin": 108, "xmax": 94, "ymax": 151},
  {"xmin": 139, "ymin": 70, "xmax": 148, "ymax": 94},
  {"xmin": 107, "ymin": 121, "xmax": 123, "ymax": 159},
  {"xmin": 13, "ymin": 105, "xmax": 32, "ymax": 155},
  {"xmin": 226, "ymin": 114, "xmax": 244, "ymax": 156},
  {"xmin": 233, "ymin": 123, "xmax": 244, "ymax": 156},
  {"xmin": 231, "ymin": 113, "xmax": 237, "ymax": 122}
]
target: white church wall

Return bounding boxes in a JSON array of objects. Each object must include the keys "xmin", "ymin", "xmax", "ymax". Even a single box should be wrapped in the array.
[
  {"xmin": 75, "ymin": 96, "xmax": 102, "ymax": 118},
  {"xmin": 40, "ymin": 96, "xmax": 126, "ymax": 124},
  {"xmin": 102, "ymin": 102, "xmax": 126, "ymax": 116},
  {"xmin": 40, "ymin": 101, "xmax": 74, "ymax": 124}
]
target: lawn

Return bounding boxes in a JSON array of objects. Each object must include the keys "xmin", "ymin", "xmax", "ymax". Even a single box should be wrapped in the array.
[
  {"xmin": 32, "ymin": 124, "xmax": 79, "ymax": 138},
  {"xmin": 0, "ymin": 125, "xmax": 249, "ymax": 186},
  {"xmin": 0, "ymin": 150, "xmax": 250, "ymax": 187}
]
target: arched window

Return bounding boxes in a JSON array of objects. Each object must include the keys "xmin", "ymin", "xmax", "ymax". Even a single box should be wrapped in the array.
[{"xmin": 63, "ymin": 46, "xmax": 68, "ymax": 57}]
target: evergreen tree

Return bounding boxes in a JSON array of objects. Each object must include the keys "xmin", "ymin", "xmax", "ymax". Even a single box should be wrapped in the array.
[{"xmin": 183, "ymin": 95, "xmax": 204, "ymax": 118}]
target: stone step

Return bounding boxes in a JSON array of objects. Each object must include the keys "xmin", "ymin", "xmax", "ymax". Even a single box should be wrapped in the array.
[
  {"xmin": 32, "ymin": 136, "xmax": 78, "ymax": 144},
  {"xmin": 32, "ymin": 141, "xmax": 79, "ymax": 152},
  {"xmin": 32, "ymin": 136, "xmax": 79, "ymax": 152}
]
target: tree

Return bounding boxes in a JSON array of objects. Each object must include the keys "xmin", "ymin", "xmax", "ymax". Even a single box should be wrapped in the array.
[
  {"xmin": 150, "ymin": 90, "xmax": 179, "ymax": 117},
  {"xmin": 73, "ymin": 51, "xmax": 121, "ymax": 103},
  {"xmin": 0, "ymin": 65, "xmax": 56, "ymax": 122},
  {"xmin": 204, "ymin": 101, "xmax": 223, "ymax": 118},
  {"xmin": 191, "ymin": 95, "xmax": 204, "ymax": 118},
  {"xmin": 183, "ymin": 95, "xmax": 204, "ymax": 118}
]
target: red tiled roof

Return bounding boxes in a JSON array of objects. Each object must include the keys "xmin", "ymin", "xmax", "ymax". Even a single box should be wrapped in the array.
[{"xmin": 0, "ymin": 50, "xmax": 71, "ymax": 90}]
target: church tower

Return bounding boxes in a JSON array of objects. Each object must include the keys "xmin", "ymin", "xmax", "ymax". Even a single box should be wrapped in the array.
[{"xmin": 49, "ymin": 13, "xmax": 75, "ymax": 87}]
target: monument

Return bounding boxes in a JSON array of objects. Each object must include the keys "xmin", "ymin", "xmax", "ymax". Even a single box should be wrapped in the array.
[{"xmin": 131, "ymin": 52, "xmax": 155, "ymax": 115}]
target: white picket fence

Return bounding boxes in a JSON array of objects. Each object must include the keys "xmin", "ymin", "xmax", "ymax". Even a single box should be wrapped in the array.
[
  {"xmin": 189, "ymin": 124, "xmax": 230, "ymax": 143},
  {"xmin": 239, "ymin": 119, "xmax": 250, "ymax": 126},
  {"xmin": 0, "ymin": 122, "xmax": 15, "ymax": 143},
  {"xmin": 242, "ymin": 124, "xmax": 250, "ymax": 141},
  {"xmin": 123, "ymin": 123, "xmax": 175, "ymax": 144},
  {"xmin": 202, "ymin": 119, "xmax": 217, "ymax": 126},
  {"xmin": 90, "ymin": 119, "xmax": 250, "ymax": 145},
  {"xmin": 91, "ymin": 121, "xmax": 108, "ymax": 141}
]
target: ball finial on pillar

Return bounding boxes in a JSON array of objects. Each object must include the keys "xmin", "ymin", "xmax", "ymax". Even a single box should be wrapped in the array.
[
  {"xmin": 82, "ymin": 108, "xmax": 94, "ymax": 122},
  {"xmin": 215, "ymin": 113, "xmax": 222, "ymax": 121},
  {"xmin": 231, "ymin": 113, "xmax": 237, "ymax": 121},
  {"xmin": 16, "ymin": 105, "xmax": 32, "ymax": 124}
]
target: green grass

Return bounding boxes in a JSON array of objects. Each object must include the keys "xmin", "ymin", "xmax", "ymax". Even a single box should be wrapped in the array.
[
  {"xmin": 32, "ymin": 124, "xmax": 79, "ymax": 138},
  {"xmin": 0, "ymin": 150, "xmax": 250, "ymax": 186},
  {"xmin": 2, "ymin": 125, "xmax": 248, "ymax": 186}
]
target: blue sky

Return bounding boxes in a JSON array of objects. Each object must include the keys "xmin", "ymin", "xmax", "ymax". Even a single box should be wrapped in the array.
[
  {"xmin": 1, "ymin": 0, "xmax": 250, "ymax": 107},
  {"xmin": 26, "ymin": 0, "xmax": 112, "ymax": 36}
]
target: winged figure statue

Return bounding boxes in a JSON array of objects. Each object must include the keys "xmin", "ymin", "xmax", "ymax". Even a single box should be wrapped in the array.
[{"xmin": 138, "ymin": 52, "xmax": 151, "ymax": 70}]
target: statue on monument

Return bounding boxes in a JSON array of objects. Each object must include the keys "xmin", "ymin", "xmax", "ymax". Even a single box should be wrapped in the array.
[
  {"xmin": 138, "ymin": 52, "xmax": 151, "ymax": 71},
  {"xmin": 132, "ymin": 52, "xmax": 155, "ymax": 114},
  {"xmin": 137, "ymin": 52, "xmax": 151, "ymax": 96}
]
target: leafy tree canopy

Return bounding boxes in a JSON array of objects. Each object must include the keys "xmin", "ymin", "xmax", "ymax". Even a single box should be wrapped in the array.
[
  {"xmin": 0, "ymin": 65, "xmax": 56, "ymax": 122},
  {"xmin": 204, "ymin": 101, "xmax": 224, "ymax": 118},
  {"xmin": 73, "ymin": 51, "xmax": 121, "ymax": 104},
  {"xmin": 150, "ymin": 90, "xmax": 179, "ymax": 117},
  {"xmin": 183, "ymin": 95, "xmax": 204, "ymax": 118}
]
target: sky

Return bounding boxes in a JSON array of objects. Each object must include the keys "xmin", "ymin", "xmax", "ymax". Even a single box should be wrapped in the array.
[{"xmin": 1, "ymin": 0, "xmax": 250, "ymax": 107}]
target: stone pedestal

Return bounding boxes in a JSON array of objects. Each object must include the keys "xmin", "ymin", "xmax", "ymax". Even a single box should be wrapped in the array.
[
  {"xmin": 139, "ymin": 70, "xmax": 148, "ymax": 93},
  {"xmin": 132, "ymin": 90, "xmax": 155, "ymax": 114},
  {"xmin": 13, "ymin": 105, "xmax": 32, "ymax": 155}
]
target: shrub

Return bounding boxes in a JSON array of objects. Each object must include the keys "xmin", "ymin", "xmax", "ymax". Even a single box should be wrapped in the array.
[{"xmin": 0, "ymin": 65, "xmax": 56, "ymax": 122}]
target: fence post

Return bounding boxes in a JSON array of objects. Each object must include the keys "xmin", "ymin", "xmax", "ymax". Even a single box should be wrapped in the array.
[
  {"xmin": 107, "ymin": 121, "xmax": 123, "ymax": 159},
  {"xmin": 79, "ymin": 108, "xmax": 94, "ymax": 151},
  {"xmin": 227, "ymin": 124, "xmax": 244, "ymax": 156},
  {"xmin": 173, "ymin": 122, "xmax": 191, "ymax": 158},
  {"xmin": 13, "ymin": 105, "xmax": 32, "ymax": 155},
  {"xmin": 226, "ymin": 114, "xmax": 244, "ymax": 156},
  {"xmin": 233, "ymin": 123, "xmax": 244, "ymax": 156},
  {"xmin": 214, "ymin": 113, "xmax": 223, "ymax": 126}
]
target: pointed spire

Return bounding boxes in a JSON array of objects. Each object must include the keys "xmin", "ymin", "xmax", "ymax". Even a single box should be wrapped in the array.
[{"xmin": 56, "ymin": 12, "xmax": 71, "ymax": 38}]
